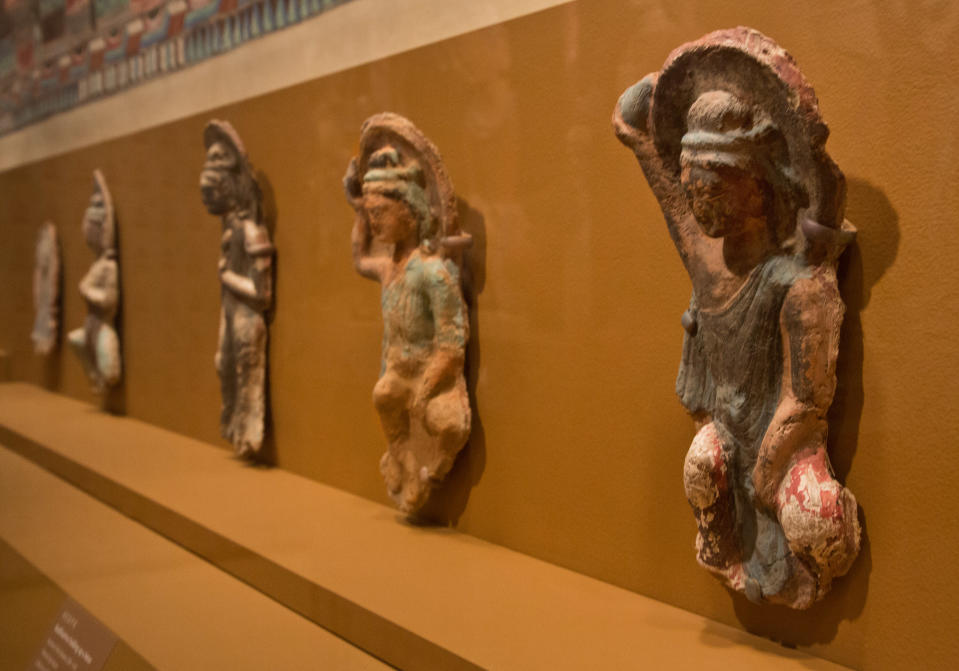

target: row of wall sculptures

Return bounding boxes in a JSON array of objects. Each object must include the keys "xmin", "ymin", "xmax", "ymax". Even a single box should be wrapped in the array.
[{"xmin": 31, "ymin": 27, "xmax": 860, "ymax": 609}]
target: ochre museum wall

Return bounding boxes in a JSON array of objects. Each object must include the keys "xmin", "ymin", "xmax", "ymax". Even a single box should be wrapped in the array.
[{"xmin": 2, "ymin": 1, "xmax": 957, "ymax": 668}]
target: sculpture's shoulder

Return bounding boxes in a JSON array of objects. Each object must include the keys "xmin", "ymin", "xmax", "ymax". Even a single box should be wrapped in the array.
[
  {"xmin": 413, "ymin": 253, "xmax": 460, "ymax": 288},
  {"xmin": 241, "ymin": 218, "xmax": 273, "ymax": 257}
]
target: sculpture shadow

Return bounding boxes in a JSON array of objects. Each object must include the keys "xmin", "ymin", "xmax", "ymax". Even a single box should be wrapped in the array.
[
  {"xmin": 414, "ymin": 198, "xmax": 488, "ymax": 526},
  {"xmin": 41, "ymin": 245, "xmax": 64, "ymax": 390},
  {"xmin": 730, "ymin": 177, "xmax": 898, "ymax": 645},
  {"xmin": 247, "ymin": 169, "xmax": 278, "ymax": 467},
  {"xmin": 103, "ymin": 214, "xmax": 126, "ymax": 416},
  {"xmin": 828, "ymin": 178, "xmax": 899, "ymax": 483}
]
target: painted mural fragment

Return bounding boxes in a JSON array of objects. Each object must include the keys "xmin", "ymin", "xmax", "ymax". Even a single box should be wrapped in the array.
[
  {"xmin": 0, "ymin": 0, "xmax": 352, "ymax": 135},
  {"xmin": 345, "ymin": 113, "xmax": 472, "ymax": 516},
  {"xmin": 613, "ymin": 27, "xmax": 861, "ymax": 608}
]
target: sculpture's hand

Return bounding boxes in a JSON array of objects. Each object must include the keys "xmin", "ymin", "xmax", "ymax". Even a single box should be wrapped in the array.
[
  {"xmin": 617, "ymin": 74, "xmax": 655, "ymax": 134},
  {"xmin": 343, "ymin": 158, "xmax": 363, "ymax": 208},
  {"xmin": 350, "ymin": 211, "xmax": 386, "ymax": 281}
]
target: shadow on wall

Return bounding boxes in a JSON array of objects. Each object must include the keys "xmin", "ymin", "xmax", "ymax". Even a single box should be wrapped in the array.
[
  {"xmin": 103, "ymin": 211, "xmax": 126, "ymax": 416},
  {"xmin": 41, "ymin": 252, "xmax": 65, "ymax": 390},
  {"xmin": 730, "ymin": 177, "xmax": 899, "ymax": 645},
  {"xmin": 416, "ymin": 198, "xmax": 488, "ymax": 526},
  {"xmin": 251, "ymin": 169, "xmax": 279, "ymax": 468}
]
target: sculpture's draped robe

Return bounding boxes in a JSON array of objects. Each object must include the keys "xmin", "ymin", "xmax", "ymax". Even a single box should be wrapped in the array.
[
  {"xmin": 218, "ymin": 217, "xmax": 272, "ymax": 454},
  {"xmin": 677, "ymin": 254, "xmax": 810, "ymax": 596}
]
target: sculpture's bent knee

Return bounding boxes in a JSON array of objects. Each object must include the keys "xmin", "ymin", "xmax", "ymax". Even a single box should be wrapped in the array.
[
  {"xmin": 372, "ymin": 373, "xmax": 407, "ymax": 415},
  {"xmin": 777, "ymin": 451, "xmax": 861, "ymax": 585},
  {"xmin": 424, "ymin": 388, "xmax": 469, "ymax": 444},
  {"xmin": 96, "ymin": 326, "xmax": 121, "ymax": 387},
  {"xmin": 683, "ymin": 422, "xmax": 727, "ymax": 511}
]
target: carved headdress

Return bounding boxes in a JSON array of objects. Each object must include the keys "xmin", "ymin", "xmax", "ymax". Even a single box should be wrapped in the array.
[
  {"xmin": 203, "ymin": 119, "xmax": 261, "ymax": 218},
  {"xmin": 649, "ymin": 27, "xmax": 855, "ymax": 260},
  {"xmin": 345, "ymin": 113, "xmax": 471, "ymax": 260}
]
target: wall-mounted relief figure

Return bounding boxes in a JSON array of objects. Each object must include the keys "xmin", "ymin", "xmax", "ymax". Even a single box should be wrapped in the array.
[
  {"xmin": 200, "ymin": 120, "xmax": 274, "ymax": 461},
  {"xmin": 344, "ymin": 113, "xmax": 472, "ymax": 517},
  {"xmin": 32, "ymin": 222, "xmax": 61, "ymax": 355},
  {"xmin": 68, "ymin": 170, "xmax": 122, "ymax": 393},
  {"xmin": 613, "ymin": 28, "xmax": 861, "ymax": 608}
]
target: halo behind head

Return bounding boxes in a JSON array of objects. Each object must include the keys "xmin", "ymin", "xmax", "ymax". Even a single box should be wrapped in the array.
[
  {"xmin": 651, "ymin": 27, "xmax": 846, "ymax": 235},
  {"xmin": 92, "ymin": 169, "xmax": 115, "ymax": 253},
  {"xmin": 203, "ymin": 119, "xmax": 248, "ymax": 160},
  {"xmin": 355, "ymin": 113, "xmax": 463, "ymax": 246}
]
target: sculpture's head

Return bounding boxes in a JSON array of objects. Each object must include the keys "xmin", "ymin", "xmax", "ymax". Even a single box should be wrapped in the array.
[
  {"xmin": 200, "ymin": 120, "xmax": 259, "ymax": 218},
  {"xmin": 679, "ymin": 90, "xmax": 804, "ymax": 243},
  {"xmin": 361, "ymin": 145, "xmax": 436, "ymax": 252},
  {"xmin": 82, "ymin": 170, "xmax": 114, "ymax": 255}
]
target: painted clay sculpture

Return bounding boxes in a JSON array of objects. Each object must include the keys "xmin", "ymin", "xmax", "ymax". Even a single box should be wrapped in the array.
[
  {"xmin": 31, "ymin": 221, "xmax": 61, "ymax": 355},
  {"xmin": 344, "ymin": 113, "xmax": 472, "ymax": 516},
  {"xmin": 68, "ymin": 170, "xmax": 121, "ymax": 392},
  {"xmin": 613, "ymin": 27, "xmax": 860, "ymax": 608},
  {"xmin": 200, "ymin": 120, "xmax": 274, "ymax": 460}
]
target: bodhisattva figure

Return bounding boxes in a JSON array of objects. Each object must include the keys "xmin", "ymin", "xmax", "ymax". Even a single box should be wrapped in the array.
[
  {"xmin": 199, "ymin": 120, "xmax": 274, "ymax": 460},
  {"xmin": 32, "ymin": 221, "xmax": 61, "ymax": 355},
  {"xmin": 68, "ymin": 170, "xmax": 121, "ymax": 392},
  {"xmin": 613, "ymin": 27, "xmax": 861, "ymax": 608},
  {"xmin": 344, "ymin": 113, "xmax": 472, "ymax": 516}
]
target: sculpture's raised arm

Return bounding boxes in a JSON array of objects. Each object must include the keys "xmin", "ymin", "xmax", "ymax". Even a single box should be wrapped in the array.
[
  {"xmin": 344, "ymin": 157, "xmax": 389, "ymax": 282},
  {"xmin": 613, "ymin": 74, "xmax": 703, "ymax": 268}
]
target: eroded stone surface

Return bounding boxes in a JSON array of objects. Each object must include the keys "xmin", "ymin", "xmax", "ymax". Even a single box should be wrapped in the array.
[
  {"xmin": 613, "ymin": 27, "xmax": 861, "ymax": 608},
  {"xmin": 200, "ymin": 120, "xmax": 274, "ymax": 460},
  {"xmin": 31, "ymin": 222, "xmax": 60, "ymax": 355},
  {"xmin": 68, "ymin": 171, "xmax": 121, "ymax": 394},
  {"xmin": 345, "ymin": 113, "xmax": 472, "ymax": 516}
]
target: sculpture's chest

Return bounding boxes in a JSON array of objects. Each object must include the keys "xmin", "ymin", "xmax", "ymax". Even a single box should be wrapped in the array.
[
  {"xmin": 693, "ymin": 257, "xmax": 805, "ymax": 447},
  {"xmin": 381, "ymin": 263, "xmax": 434, "ymax": 346},
  {"xmin": 222, "ymin": 225, "xmax": 252, "ymax": 275}
]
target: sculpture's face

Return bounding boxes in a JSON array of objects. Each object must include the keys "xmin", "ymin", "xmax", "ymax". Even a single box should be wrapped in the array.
[
  {"xmin": 200, "ymin": 141, "xmax": 238, "ymax": 215},
  {"xmin": 82, "ymin": 190, "xmax": 106, "ymax": 253},
  {"xmin": 364, "ymin": 192, "xmax": 417, "ymax": 245},
  {"xmin": 680, "ymin": 160, "xmax": 766, "ymax": 238}
]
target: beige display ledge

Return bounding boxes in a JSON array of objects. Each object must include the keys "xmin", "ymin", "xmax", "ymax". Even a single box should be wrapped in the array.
[
  {"xmin": 0, "ymin": 383, "xmax": 848, "ymax": 671},
  {"xmin": 0, "ymin": 448, "xmax": 387, "ymax": 670}
]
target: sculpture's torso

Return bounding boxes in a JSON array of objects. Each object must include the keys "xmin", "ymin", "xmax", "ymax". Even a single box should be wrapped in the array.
[
  {"xmin": 680, "ymin": 255, "xmax": 808, "ymax": 469},
  {"xmin": 82, "ymin": 255, "xmax": 119, "ymax": 353},
  {"xmin": 221, "ymin": 216, "xmax": 268, "ymax": 318},
  {"xmin": 380, "ymin": 250, "xmax": 466, "ymax": 375},
  {"xmin": 678, "ymin": 254, "xmax": 817, "ymax": 596}
]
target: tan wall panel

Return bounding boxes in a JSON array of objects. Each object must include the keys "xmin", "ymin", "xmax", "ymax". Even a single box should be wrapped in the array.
[{"xmin": 2, "ymin": 1, "xmax": 958, "ymax": 669}]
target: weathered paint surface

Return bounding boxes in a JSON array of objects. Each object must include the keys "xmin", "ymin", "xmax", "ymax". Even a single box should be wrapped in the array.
[
  {"xmin": 31, "ymin": 222, "xmax": 61, "ymax": 355},
  {"xmin": 67, "ymin": 170, "xmax": 122, "ymax": 394},
  {"xmin": 200, "ymin": 119, "xmax": 274, "ymax": 460},
  {"xmin": 345, "ymin": 113, "xmax": 472, "ymax": 517},
  {"xmin": 613, "ymin": 27, "xmax": 861, "ymax": 608}
]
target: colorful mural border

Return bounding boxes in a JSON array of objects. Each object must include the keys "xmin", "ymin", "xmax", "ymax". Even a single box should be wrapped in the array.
[{"xmin": 0, "ymin": 0, "xmax": 351, "ymax": 135}]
